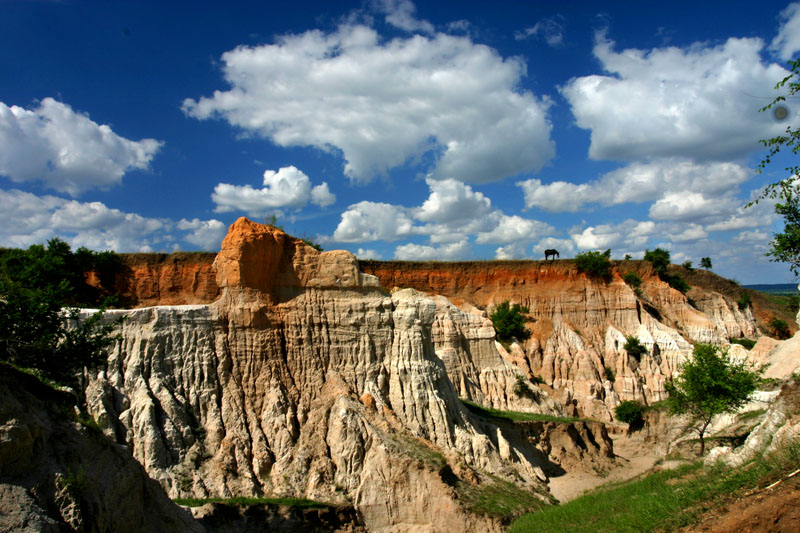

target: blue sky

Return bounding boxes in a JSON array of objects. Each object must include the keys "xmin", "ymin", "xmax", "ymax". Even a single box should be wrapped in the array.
[{"xmin": 2, "ymin": 0, "xmax": 800, "ymax": 284}]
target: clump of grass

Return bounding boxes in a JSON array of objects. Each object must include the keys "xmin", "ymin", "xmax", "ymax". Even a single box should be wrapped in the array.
[
  {"xmin": 174, "ymin": 496, "xmax": 332, "ymax": 509},
  {"xmin": 461, "ymin": 399, "xmax": 586, "ymax": 424},
  {"xmin": 457, "ymin": 475, "xmax": 551, "ymax": 519},
  {"xmin": 730, "ymin": 337, "xmax": 756, "ymax": 350},
  {"xmin": 509, "ymin": 439, "xmax": 800, "ymax": 533}
]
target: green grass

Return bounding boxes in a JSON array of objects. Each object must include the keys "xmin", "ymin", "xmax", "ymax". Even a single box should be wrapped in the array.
[
  {"xmin": 457, "ymin": 475, "xmax": 552, "ymax": 518},
  {"xmin": 174, "ymin": 496, "xmax": 332, "ymax": 509},
  {"xmin": 461, "ymin": 399, "xmax": 588, "ymax": 424},
  {"xmin": 509, "ymin": 439, "xmax": 800, "ymax": 532}
]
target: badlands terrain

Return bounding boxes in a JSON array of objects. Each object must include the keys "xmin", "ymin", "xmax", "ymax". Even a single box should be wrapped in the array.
[{"xmin": 2, "ymin": 217, "xmax": 799, "ymax": 532}]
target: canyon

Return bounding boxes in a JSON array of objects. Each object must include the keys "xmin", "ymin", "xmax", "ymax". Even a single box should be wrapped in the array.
[{"xmin": 3, "ymin": 217, "xmax": 797, "ymax": 532}]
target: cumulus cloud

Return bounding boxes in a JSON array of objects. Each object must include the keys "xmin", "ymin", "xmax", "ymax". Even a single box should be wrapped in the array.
[
  {"xmin": 183, "ymin": 24, "xmax": 554, "ymax": 184},
  {"xmin": 375, "ymin": 0, "xmax": 434, "ymax": 34},
  {"xmin": 177, "ymin": 218, "xmax": 228, "ymax": 250},
  {"xmin": 212, "ymin": 166, "xmax": 334, "ymax": 217},
  {"xmin": 475, "ymin": 215, "xmax": 553, "ymax": 244},
  {"xmin": 394, "ymin": 239, "xmax": 470, "ymax": 260},
  {"xmin": 0, "ymin": 188, "xmax": 223, "ymax": 252},
  {"xmin": 518, "ymin": 160, "xmax": 751, "ymax": 217},
  {"xmin": 561, "ymin": 33, "xmax": 792, "ymax": 161},
  {"xmin": 770, "ymin": 2, "xmax": 800, "ymax": 60},
  {"xmin": 356, "ymin": 248, "xmax": 383, "ymax": 259},
  {"xmin": 571, "ymin": 220, "xmax": 656, "ymax": 251},
  {"xmin": 494, "ymin": 242, "xmax": 528, "ymax": 260},
  {"xmin": 0, "ymin": 98, "xmax": 162, "ymax": 196},
  {"xmin": 333, "ymin": 201, "xmax": 417, "ymax": 242},
  {"xmin": 514, "ymin": 16, "xmax": 565, "ymax": 47},
  {"xmin": 330, "ymin": 178, "xmax": 554, "ymax": 249}
]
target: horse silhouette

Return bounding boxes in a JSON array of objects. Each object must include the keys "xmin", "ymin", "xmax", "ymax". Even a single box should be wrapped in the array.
[{"xmin": 545, "ymin": 249, "xmax": 559, "ymax": 261}]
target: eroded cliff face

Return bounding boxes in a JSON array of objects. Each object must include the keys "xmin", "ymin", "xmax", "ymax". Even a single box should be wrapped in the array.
[
  {"xmin": 86, "ymin": 218, "xmax": 577, "ymax": 532},
  {"xmin": 361, "ymin": 261, "xmax": 759, "ymax": 420}
]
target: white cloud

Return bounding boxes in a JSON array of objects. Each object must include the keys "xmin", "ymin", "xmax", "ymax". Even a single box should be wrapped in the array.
[
  {"xmin": 0, "ymin": 98, "xmax": 162, "ymax": 196},
  {"xmin": 561, "ymin": 34, "xmax": 791, "ymax": 161},
  {"xmin": 356, "ymin": 248, "xmax": 383, "ymax": 259},
  {"xmin": 770, "ymin": 2, "xmax": 800, "ymax": 60},
  {"xmin": 475, "ymin": 215, "xmax": 553, "ymax": 244},
  {"xmin": 518, "ymin": 160, "xmax": 752, "ymax": 216},
  {"xmin": 571, "ymin": 219, "xmax": 656, "ymax": 251},
  {"xmin": 734, "ymin": 229, "xmax": 770, "ymax": 243},
  {"xmin": 212, "ymin": 166, "xmax": 333, "ymax": 217},
  {"xmin": 670, "ymin": 223, "xmax": 708, "ymax": 242},
  {"xmin": 648, "ymin": 191, "xmax": 738, "ymax": 221},
  {"xmin": 0, "ymin": 188, "xmax": 223, "ymax": 252},
  {"xmin": 310, "ymin": 182, "xmax": 336, "ymax": 207},
  {"xmin": 514, "ymin": 16, "xmax": 565, "ymax": 47},
  {"xmin": 183, "ymin": 24, "xmax": 554, "ymax": 184},
  {"xmin": 333, "ymin": 201, "xmax": 417, "ymax": 242},
  {"xmin": 413, "ymin": 178, "xmax": 492, "ymax": 223},
  {"xmin": 177, "ymin": 218, "xmax": 227, "ymax": 250},
  {"xmin": 394, "ymin": 239, "xmax": 470, "ymax": 260},
  {"xmin": 375, "ymin": 0, "xmax": 434, "ymax": 34},
  {"xmin": 494, "ymin": 242, "xmax": 528, "ymax": 260}
]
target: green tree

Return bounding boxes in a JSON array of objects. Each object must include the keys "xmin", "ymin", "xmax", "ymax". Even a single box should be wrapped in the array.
[
  {"xmin": 681, "ymin": 260, "xmax": 693, "ymax": 271},
  {"xmin": 623, "ymin": 336, "xmax": 648, "ymax": 362},
  {"xmin": 665, "ymin": 344, "xmax": 762, "ymax": 456},
  {"xmin": 644, "ymin": 248, "xmax": 671, "ymax": 276},
  {"xmin": 574, "ymin": 249, "xmax": 612, "ymax": 282},
  {"xmin": 737, "ymin": 292, "xmax": 752, "ymax": 311},
  {"xmin": 614, "ymin": 400, "xmax": 645, "ymax": 431},
  {"xmin": 753, "ymin": 58, "xmax": 800, "ymax": 275},
  {"xmin": 769, "ymin": 317, "xmax": 791, "ymax": 339},
  {"xmin": 700, "ymin": 257, "xmax": 713, "ymax": 270},
  {"xmin": 490, "ymin": 301, "xmax": 530, "ymax": 344},
  {"xmin": 0, "ymin": 240, "xmax": 122, "ymax": 400},
  {"xmin": 623, "ymin": 271, "xmax": 642, "ymax": 289}
]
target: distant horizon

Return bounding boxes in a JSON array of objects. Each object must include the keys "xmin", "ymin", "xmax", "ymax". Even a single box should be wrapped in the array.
[{"xmin": 2, "ymin": 1, "xmax": 800, "ymax": 284}]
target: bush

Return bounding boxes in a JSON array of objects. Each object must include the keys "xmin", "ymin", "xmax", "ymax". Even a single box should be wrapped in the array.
[
  {"xmin": 663, "ymin": 273, "xmax": 690, "ymax": 294},
  {"xmin": 574, "ymin": 249, "xmax": 612, "ymax": 281},
  {"xmin": 623, "ymin": 271, "xmax": 642, "ymax": 289},
  {"xmin": 513, "ymin": 375, "xmax": 534, "ymax": 397},
  {"xmin": 730, "ymin": 337, "xmax": 756, "ymax": 350},
  {"xmin": 604, "ymin": 366, "xmax": 616, "ymax": 382},
  {"xmin": 769, "ymin": 317, "xmax": 791, "ymax": 339},
  {"xmin": 681, "ymin": 260, "xmax": 694, "ymax": 271},
  {"xmin": 644, "ymin": 248, "xmax": 671, "ymax": 276},
  {"xmin": 614, "ymin": 400, "xmax": 645, "ymax": 428},
  {"xmin": 490, "ymin": 302, "xmax": 530, "ymax": 343},
  {"xmin": 737, "ymin": 292, "xmax": 752, "ymax": 310},
  {"xmin": 624, "ymin": 336, "xmax": 648, "ymax": 361}
]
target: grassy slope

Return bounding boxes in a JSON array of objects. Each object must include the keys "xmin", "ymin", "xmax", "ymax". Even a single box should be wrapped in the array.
[{"xmin": 510, "ymin": 439, "xmax": 800, "ymax": 533}]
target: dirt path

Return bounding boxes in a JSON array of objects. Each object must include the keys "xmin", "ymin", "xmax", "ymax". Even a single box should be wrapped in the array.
[{"xmin": 547, "ymin": 431, "xmax": 660, "ymax": 503}]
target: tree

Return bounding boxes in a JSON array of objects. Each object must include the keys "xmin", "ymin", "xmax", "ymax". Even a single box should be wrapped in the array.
[
  {"xmin": 753, "ymin": 58, "xmax": 800, "ymax": 275},
  {"xmin": 644, "ymin": 248, "xmax": 671, "ymax": 276},
  {"xmin": 574, "ymin": 249, "xmax": 612, "ymax": 281},
  {"xmin": 0, "ymin": 240, "xmax": 122, "ymax": 401},
  {"xmin": 490, "ymin": 301, "xmax": 530, "ymax": 344},
  {"xmin": 623, "ymin": 336, "xmax": 648, "ymax": 362},
  {"xmin": 665, "ymin": 344, "xmax": 762, "ymax": 456},
  {"xmin": 700, "ymin": 257, "xmax": 712, "ymax": 270},
  {"xmin": 614, "ymin": 400, "xmax": 645, "ymax": 432}
]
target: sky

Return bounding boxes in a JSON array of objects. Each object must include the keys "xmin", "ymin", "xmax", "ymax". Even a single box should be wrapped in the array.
[{"xmin": 1, "ymin": 0, "xmax": 800, "ymax": 284}]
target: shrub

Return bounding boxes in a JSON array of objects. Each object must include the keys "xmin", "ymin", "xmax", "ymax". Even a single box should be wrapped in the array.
[
  {"xmin": 769, "ymin": 317, "xmax": 791, "ymax": 339},
  {"xmin": 681, "ymin": 260, "xmax": 693, "ymax": 271},
  {"xmin": 643, "ymin": 248, "xmax": 671, "ymax": 276},
  {"xmin": 730, "ymin": 337, "xmax": 756, "ymax": 350},
  {"xmin": 737, "ymin": 292, "xmax": 752, "ymax": 310},
  {"xmin": 490, "ymin": 302, "xmax": 530, "ymax": 343},
  {"xmin": 513, "ymin": 375, "xmax": 534, "ymax": 397},
  {"xmin": 664, "ymin": 273, "xmax": 690, "ymax": 294},
  {"xmin": 623, "ymin": 336, "xmax": 648, "ymax": 361},
  {"xmin": 604, "ymin": 366, "xmax": 615, "ymax": 382},
  {"xmin": 788, "ymin": 294, "xmax": 799, "ymax": 313},
  {"xmin": 614, "ymin": 400, "xmax": 645, "ymax": 428},
  {"xmin": 574, "ymin": 249, "xmax": 612, "ymax": 281},
  {"xmin": 623, "ymin": 271, "xmax": 642, "ymax": 289}
]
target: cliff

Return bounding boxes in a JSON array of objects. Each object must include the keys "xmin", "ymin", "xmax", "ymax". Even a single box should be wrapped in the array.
[
  {"xmin": 88, "ymin": 218, "xmax": 614, "ymax": 531},
  {"xmin": 0, "ymin": 364, "xmax": 201, "ymax": 533}
]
